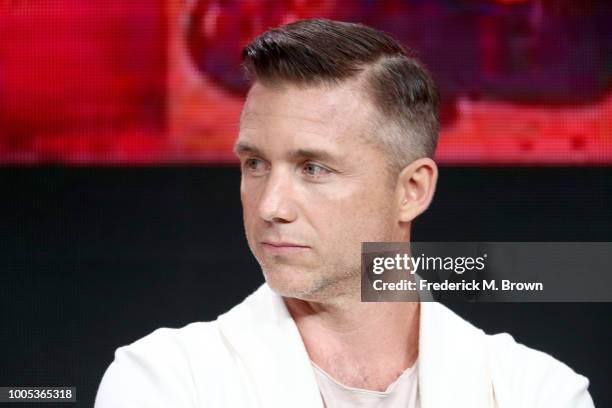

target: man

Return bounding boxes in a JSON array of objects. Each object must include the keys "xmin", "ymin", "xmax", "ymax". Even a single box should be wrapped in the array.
[{"xmin": 95, "ymin": 19, "xmax": 594, "ymax": 407}]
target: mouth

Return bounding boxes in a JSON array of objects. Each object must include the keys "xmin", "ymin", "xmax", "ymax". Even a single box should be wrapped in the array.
[{"xmin": 260, "ymin": 241, "xmax": 310, "ymax": 254}]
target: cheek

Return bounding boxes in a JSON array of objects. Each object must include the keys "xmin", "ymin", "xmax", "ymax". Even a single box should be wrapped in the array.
[
  {"xmin": 340, "ymin": 185, "xmax": 395, "ymax": 237},
  {"xmin": 310, "ymin": 183, "xmax": 394, "ymax": 239},
  {"xmin": 240, "ymin": 181, "xmax": 260, "ymax": 232},
  {"xmin": 240, "ymin": 176, "xmax": 264, "ymax": 209}
]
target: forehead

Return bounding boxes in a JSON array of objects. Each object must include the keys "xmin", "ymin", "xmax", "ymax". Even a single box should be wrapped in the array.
[{"xmin": 238, "ymin": 81, "xmax": 378, "ymax": 145}]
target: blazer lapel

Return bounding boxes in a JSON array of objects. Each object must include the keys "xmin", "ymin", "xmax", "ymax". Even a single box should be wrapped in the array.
[
  {"xmin": 419, "ymin": 302, "xmax": 495, "ymax": 407},
  {"xmin": 218, "ymin": 285, "xmax": 324, "ymax": 408}
]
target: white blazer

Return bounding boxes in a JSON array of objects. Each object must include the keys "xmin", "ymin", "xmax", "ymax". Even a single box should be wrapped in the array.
[{"xmin": 95, "ymin": 284, "xmax": 594, "ymax": 407}]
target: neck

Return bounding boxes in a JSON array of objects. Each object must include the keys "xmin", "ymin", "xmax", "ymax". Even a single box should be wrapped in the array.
[{"xmin": 284, "ymin": 295, "xmax": 420, "ymax": 392}]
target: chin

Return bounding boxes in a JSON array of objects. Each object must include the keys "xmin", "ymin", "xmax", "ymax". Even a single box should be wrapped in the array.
[
  {"xmin": 263, "ymin": 266, "xmax": 358, "ymax": 303},
  {"xmin": 261, "ymin": 265, "xmax": 324, "ymax": 300}
]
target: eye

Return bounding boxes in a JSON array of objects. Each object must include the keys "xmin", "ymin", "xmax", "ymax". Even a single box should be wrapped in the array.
[
  {"xmin": 243, "ymin": 158, "xmax": 268, "ymax": 175},
  {"xmin": 302, "ymin": 162, "xmax": 331, "ymax": 178}
]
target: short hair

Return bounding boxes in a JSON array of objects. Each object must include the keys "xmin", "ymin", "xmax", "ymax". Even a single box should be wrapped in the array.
[{"xmin": 241, "ymin": 18, "xmax": 440, "ymax": 172}]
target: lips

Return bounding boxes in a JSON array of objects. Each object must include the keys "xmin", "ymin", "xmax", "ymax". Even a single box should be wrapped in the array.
[
  {"xmin": 261, "ymin": 241, "xmax": 309, "ymax": 248},
  {"xmin": 260, "ymin": 240, "xmax": 310, "ymax": 254}
]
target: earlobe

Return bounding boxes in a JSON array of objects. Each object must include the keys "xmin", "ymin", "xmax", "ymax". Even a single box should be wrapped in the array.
[{"xmin": 396, "ymin": 158, "xmax": 438, "ymax": 223}]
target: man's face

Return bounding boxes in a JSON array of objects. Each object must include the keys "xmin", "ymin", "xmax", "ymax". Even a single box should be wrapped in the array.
[{"xmin": 236, "ymin": 81, "xmax": 402, "ymax": 301}]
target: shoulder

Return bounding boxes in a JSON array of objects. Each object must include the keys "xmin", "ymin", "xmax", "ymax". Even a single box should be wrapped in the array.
[
  {"xmin": 94, "ymin": 321, "xmax": 228, "ymax": 408},
  {"xmin": 421, "ymin": 302, "xmax": 594, "ymax": 407},
  {"xmin": 484, "ymin": 332, "xmax": 594, "ymax": 408},
  {"xmin": 94, "ymin": 285, "xmax": 278, "ymax": 408}
]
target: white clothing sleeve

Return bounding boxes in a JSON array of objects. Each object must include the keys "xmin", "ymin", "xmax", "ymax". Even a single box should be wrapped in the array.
[
  {"xmin": 94, "ymin": 328, "xmax": 197, "ymax": 408},
  {"xmin": 487, "ymin": 333, "xmax": 595, "ymax": 408}
]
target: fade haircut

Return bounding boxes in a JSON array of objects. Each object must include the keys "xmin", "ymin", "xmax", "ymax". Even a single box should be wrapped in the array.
[{"xmin": 241, "ymin": 18, "xmax": 440, "ymax": 173}]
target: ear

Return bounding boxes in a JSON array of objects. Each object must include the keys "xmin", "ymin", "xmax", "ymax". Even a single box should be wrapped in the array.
[{"xmin": 395, "ymin": 157, "xmax": 438, "ymax": 223}]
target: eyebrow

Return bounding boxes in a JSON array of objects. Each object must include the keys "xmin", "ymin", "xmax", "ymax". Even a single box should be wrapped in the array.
[
  {"xmin": 233, "ymin": 141, "xmax": 263, "ymax": 157},
  {"xmin": 288, "ymin": 148, "xmax": 337, "ymax": 163},
  {"xmin": 233, "ymin": 142, "xmax": 339, "ymax": 164}
]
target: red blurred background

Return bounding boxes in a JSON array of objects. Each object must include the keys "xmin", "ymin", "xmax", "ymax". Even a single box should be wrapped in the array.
[{"xmin": 1, "ymin": 0, "xmax": 611, "ymax": 165}]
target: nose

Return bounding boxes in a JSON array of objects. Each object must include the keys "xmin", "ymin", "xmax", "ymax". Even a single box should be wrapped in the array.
[{"xmin": 258, "ymin": 169, "xmax": 297, "ymax": 224}]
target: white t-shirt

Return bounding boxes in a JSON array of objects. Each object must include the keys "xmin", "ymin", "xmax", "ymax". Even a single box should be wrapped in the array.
[{"xmin": 312, "ymin": 360, "xmax": 419, "ymax": 408}]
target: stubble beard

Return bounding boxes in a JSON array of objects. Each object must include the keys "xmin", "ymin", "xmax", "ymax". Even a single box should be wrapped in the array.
[{"xmin": 259, "ymin": 256, "xmax": 361, "ymax": 303}]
